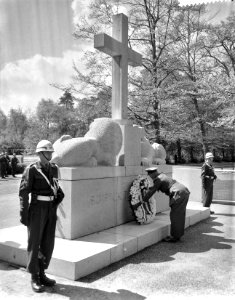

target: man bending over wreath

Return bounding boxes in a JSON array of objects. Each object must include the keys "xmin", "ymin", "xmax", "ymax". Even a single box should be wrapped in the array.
[{"xmin": 144, "ymin": 167, "xmax": 190, "ymax": 243}]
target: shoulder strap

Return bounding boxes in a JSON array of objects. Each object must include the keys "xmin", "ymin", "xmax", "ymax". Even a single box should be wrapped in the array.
[{"xmin": 33, "ymin": 165, "xmax": 57, "ymax": 196}]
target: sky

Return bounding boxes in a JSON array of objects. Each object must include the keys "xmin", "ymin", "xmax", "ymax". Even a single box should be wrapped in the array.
[
  {"xmin": 0, "ymin": 0, "xmax": 92, "ymax": 116},
  {"xmin": 0, "ymin": 0, "xmax": 233, "ymax": 116}
]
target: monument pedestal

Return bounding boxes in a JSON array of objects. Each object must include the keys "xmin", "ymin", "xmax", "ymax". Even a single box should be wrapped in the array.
[
  {"xmin": 0, "ymin": 202, "xmax": 210, "ymax": 280},
  {"xmin": 0, "ymin": 164, "xmax": 211, "ymax": 280},
  {"xmin": 56, "ymin": 164, "xmax": 172, "ymax": 240}
]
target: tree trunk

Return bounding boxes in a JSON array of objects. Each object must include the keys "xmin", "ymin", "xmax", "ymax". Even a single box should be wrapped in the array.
[
  {"xmin": 191, "ymin": 96, "xmax": 208, "ymax": 154},
  {"xmin": 176, "ymin": 139, "xmax": 182, "ymax": 163},
  {"xmin": 152, "ymin": 99, "xmax": 160, "ymax": 143},
  {"xmin": 222, "ymin": 148, "xmax": 225, "ymax": 160},
  {"xmin": 190, "ymin": 146, "xmax": 194, "ymax": 162}
]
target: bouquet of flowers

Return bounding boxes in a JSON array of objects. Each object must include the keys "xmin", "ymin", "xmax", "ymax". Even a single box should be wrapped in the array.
[{"xmin": 129, "ymin": 175, "xmax": 156, "ymax": 224}]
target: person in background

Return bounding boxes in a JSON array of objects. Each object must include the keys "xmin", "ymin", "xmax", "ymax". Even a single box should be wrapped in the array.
[
  {"xmin": 11, "ymin": 152, "xmax": 19, "ymax": 177},
  {"xmin": 201, "ymin": 152, "xmax": 217, "ymax": 214},
  {"xmin": 143, "ymin": 167, "xmax": 190, "ymax": 243},
  {"xmin": 0, "ymin": 152, "xmax": 7, "ymax": 179},
  {"xmin": 4, "ymin": 152, "xmax": 11, "ymax": 176},
  {"xmin": 19, "ymin": 140, "xmax": 64, "ymax": 293}
]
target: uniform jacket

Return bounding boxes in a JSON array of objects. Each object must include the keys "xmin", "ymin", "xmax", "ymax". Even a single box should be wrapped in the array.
[
  {"xmin": 143, "ymin": 173, "xmax": 190, "ymax": 204},
  {"xmin": 201, "ymin": 162, "xmax": 217, "ymax": 188},
  {"xmin": 19, "ymin": 161, "xmax": 64, "ymax": 225},
  {"xmin": 11, "ymin": 156, "xmax": 19, "ymax": 166},
  {"xmin": 143, "ymin": 173, "xmax": 177, "ymax": 200},
  {"xmin": 0, "ymin": 155, "xmax": 7, "ymax": 166}
]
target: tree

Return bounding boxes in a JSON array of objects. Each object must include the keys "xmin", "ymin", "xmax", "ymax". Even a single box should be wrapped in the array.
[
  {"xmin": 4, "ymin": 109, "xmax": 28, "ymax": 149},
  {"xmin": 69, "ymin": 88, "xmax": 112, "ymax": 135},
  {"xmin": 58, "ymin": 89, "xmax": 75, "ymax": 110},
  {"xmin": 202, "ymin": 13, "xmax": 235, "ymax": 134},
  {"xmin": 204, "ymin": 13, "xmax": 235, "ymax": 77},
  {"xmin": 0, "ymin": 109, "xmax": 7, "ymax": 150},
  {"xmin": 23, "ymin": 116, "xmax": 45, "ymax": 152},
  {"xmin": 0, "ymin": 109, "xmax": 7, "ymax": 131},
  {"xmin": 167, "ymin": 4, "xmax": 215, "ymax": 153},
  {"xmin": 56, "ymin": 0, "xmax": 234, "ymax": 161},
  {"xmin": 72, "ymin": 0, "xmax": 181, "ymax": 142},
  {"xmin": 36, "ymin": 99, "xmax": 59, "ymax": 139}
]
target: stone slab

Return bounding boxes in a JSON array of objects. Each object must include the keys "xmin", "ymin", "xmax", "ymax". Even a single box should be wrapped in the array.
[
  {"xmin": 59, "ymin": 166, "xmax": 125, "ymax": 181},
  {"xmin": 57, "ymin": 177, "xmax": 118, "ymax": 239},
  {"xmin": 186, "ymin": 209, "xmax": 201, "ymax": 226},
  {"xmin": 0, "ymin": 202, "xmax": 209, "ymax": 280}
]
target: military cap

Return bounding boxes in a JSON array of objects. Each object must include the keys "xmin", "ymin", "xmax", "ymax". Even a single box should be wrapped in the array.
[
  {"xmin": 145, "ymin": 167, "xmax": 158, "ymax": 174},
  {"xmin": 205, "ymin": 152, "xmax": 214, "ymax": 159}
]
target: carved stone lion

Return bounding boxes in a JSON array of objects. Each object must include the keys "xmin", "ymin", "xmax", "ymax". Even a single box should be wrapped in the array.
[
  {"xmin": 51, "ymin": 118, "xmax": 123, "ymax": 167},
  {"xmin": 141, "ymin": 136, "xmax": 166, "ymax": 166}
]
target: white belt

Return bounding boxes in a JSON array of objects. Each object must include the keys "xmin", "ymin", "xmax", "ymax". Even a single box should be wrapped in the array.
[
  {"xmin": 205, "ymin": 176, "xmax": 214, "ymax": 179},
  {"xmin": 37, "ymin": 195, "xmax": 54, "ymax": 201}
]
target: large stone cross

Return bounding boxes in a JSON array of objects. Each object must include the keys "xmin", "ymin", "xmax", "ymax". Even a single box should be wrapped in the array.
[{"xmin": 94, "ymin": 13, "xmax": 142, "ymax": 120}]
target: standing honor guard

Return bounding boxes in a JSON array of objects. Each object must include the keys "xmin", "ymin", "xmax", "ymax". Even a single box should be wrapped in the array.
[
  {"xmin": 201, "ymin": 152, "xmax": 217, "ymax": 214},
  {"xmin": 19, "ymin": 140, "xmax": 64, "ymax": 293},
  {"xmin": 143, "ymin": 167, "xmax": 190, "ymax": 243}
]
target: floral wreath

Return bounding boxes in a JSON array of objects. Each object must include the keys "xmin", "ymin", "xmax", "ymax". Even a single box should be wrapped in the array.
[{"xmin": 129, "ymin": 175, "xmax": 156, "ymax": 225}]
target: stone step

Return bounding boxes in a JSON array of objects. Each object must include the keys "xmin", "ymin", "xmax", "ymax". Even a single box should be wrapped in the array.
[{"xmin": 0, "ymin": 202, "xmax": 209, "ymax": 280}]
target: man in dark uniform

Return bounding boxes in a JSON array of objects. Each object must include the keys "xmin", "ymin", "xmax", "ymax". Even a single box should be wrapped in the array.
[
  {"xmin": 0, "ymin": 152, "xmax": 7, "ymax": 178},
  {"xmin": 19, "ymin": 140, "xmax": 64, "ymax": 293},
  {"xmin": 143, "ymin": 167, "xmax": 190, "ymax": 243},
  {"xmin": 201, "ymin": 152, "xmax": 217, "ymax": 214},
  {"xmin": 4, "ymin": 151, "xmax": 11, "ymax": 176},
  {"xmin": 11, "ymin": 152, "xmax": 19, "ymax": 177}
]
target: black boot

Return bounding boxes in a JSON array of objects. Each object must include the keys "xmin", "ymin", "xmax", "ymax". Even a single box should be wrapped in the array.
[
  {"xmin": 31, "ymin": 273, "xmax": 45, "ymax": 293},
  {"xmin": 39, "ymin": 256, "xmax": 56, "ymax": 286},
  {"xmin": 39, "ymin": 266, "xmax": 56, "ymax": 287},
  {"xmin": 163, "ymin": 236, "xmax": 180, "ymax": 243},
  {"xmin": 40, "ymin": 271, "xmax": 56, "ymax": 286}
]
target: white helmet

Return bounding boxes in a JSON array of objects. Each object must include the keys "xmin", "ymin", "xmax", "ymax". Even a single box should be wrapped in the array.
[
  {"xmin": 205, "ymin": 152, "xmax": 214, "ymax": 159},
  {"xmin": 35, "ymin": 140, "xmax": 54, "ymax": 153}
]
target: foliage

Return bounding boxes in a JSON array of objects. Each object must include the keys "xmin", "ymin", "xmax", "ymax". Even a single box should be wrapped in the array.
[
  {"xmin": 2, "ymin": 1, "xmax": 235, "ymax": 161},
  {"xmin": 58, "ymin": 90, "xmax": 75, "ymax": 110}
]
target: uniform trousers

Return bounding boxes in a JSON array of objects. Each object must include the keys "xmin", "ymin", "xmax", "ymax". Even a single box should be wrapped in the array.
[
  {"xmin": 27, "ymin": 200, "xmax": 57, "ymax": 274},
  {"xmin": 169, "ymin": 183, "xmax": 190, "ymax": 239},
  {"xmin": 202, "ymin": 180, "xmax": 213, "ymax": 207}
]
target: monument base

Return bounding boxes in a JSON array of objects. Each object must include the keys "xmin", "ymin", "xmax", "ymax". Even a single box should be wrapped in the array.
[
  {"xmin": 56, "ymin": 164, "xmax": 173, "ymax": 240},
  {"xmin": 0, "ymin": 202, "xmax": 209, "ymax": 280}
]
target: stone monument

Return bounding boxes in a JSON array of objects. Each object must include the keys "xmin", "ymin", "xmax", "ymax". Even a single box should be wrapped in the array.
[
  {"xmin": 0, "ymin": 13, "xmax": 211, "ymax": 281},
  {"xmin": 52, "ymin": 13, "xmax": 170, "ymax": 240}
]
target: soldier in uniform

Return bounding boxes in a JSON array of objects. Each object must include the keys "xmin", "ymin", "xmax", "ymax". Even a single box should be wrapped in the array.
[
  {"xmin": 143, "ymin": 167, "xmax": 190, "ymax": 243},
  {"xmin": 11, "ymin": 152, "xmax": 19, "ymax": 177},
  {"xmin": 19, "ymin": 140, "xmax": 64, "ymax": 293},
  {"xmin": 201, "ymin": 152, "xmax": 217, "ymax": 214}
]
